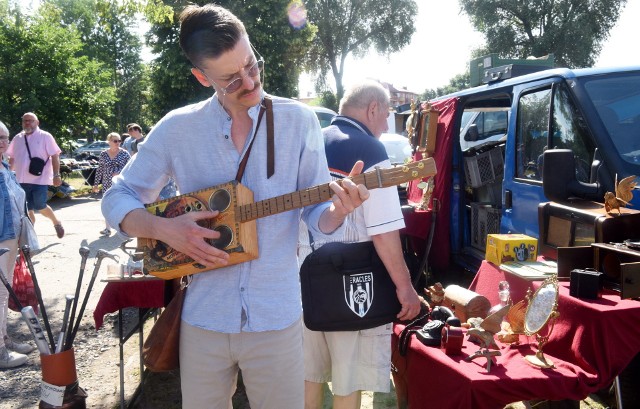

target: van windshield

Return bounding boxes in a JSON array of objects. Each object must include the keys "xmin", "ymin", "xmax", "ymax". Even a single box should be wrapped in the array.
[{"xmin": 583, "ymin": 73, "xmax": 640, "ymax": 165}]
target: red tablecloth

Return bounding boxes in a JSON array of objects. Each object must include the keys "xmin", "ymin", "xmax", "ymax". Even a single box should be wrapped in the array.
[
  {"xmin": 392, "ymin": 324, "xmax": 599, "ymax": 409},
  {"xmin": 392, "ymin": 261, "xmax": 640, "ymax": 408},
  {"xmin": 470, "ymin": 261, "xmax": 640, "ymax": 389},
  {"xmin": 93, "ymin": 280, "xmax": 165, "ymax": 330}
]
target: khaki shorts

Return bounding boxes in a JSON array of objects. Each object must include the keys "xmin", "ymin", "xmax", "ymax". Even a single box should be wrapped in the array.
[{"xmin": 303, "ymin": 323, "xmax": 393, "ymax": 396}]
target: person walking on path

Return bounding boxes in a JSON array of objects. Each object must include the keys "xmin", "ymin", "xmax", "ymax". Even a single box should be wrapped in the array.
[
  {"xmin": 92, "ymin": 132, "xmax": 130, "ymax": 236},
  {"xmin": 6, "ymin": 112, "xmax": 64, "ymax": 238},
  {"xmin": 0, "ymin": 120, "xmax": 36, "ymax": 369},
  {"xmin": 299, "ymin": 81, "xmax": 421, "ymax": 409},
  {"xmin": 101, "ymin": 4, "xmax": 369, "ymax": 408}
]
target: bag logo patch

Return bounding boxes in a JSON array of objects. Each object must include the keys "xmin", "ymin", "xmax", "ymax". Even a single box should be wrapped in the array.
[{"xmin": 344, "ymin": 272, "xmax": 373, "ymax": 317}]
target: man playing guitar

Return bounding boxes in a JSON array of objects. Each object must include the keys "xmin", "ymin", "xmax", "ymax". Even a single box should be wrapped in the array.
[{"xmin": 101, "ymin": 4, "xmax": 369, "ymax": 408}]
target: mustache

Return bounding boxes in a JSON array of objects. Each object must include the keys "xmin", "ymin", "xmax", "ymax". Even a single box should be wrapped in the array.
[{"xmin": 238, "ymin": 81, "xmax": 261, "ymax": 97}]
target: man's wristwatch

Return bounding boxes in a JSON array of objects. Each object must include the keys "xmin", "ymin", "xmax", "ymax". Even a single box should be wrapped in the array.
[{"xmin": 53, "ymin": 173, "xmax": 61, "ymax": 178}]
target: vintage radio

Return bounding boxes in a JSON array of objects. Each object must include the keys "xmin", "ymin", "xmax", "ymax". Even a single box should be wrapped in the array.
[
  {"xmin": 137, "ymin": 158, "xmax": 437, "ymax": 280},
  {"xmin": 538, "ymin": 200, "xmax": 640, "ymax": 260}
]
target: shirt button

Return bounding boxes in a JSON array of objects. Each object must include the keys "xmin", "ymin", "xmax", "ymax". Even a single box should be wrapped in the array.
[
  {"xmin": 240, "ymin": 287, "xmax": 245, "ymax": 292},
  {"xmin": 227, "ymin": 117, "xmax": 231, "ymax": 121},
  {"xmin": 224, "ymin": 135, "xmax": 229, "ymax": 139}
]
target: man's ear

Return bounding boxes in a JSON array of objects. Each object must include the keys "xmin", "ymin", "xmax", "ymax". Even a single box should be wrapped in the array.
[
  {"xmin": 191, "ymin": 67, "xmax": 212, "ymax": 88},
  {"xmin": 367, "ymin": 100, "xmax": 379, "ymax": 120}
]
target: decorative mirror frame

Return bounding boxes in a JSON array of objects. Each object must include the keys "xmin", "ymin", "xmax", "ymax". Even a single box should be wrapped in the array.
[{"xmin": 523, "ymin": 274, "xmax": 560, "ymax": 369}]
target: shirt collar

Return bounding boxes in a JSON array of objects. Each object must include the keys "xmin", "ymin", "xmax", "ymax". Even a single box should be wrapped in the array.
[
  {"xmin": 331, "ymin": 115, "xmax": 374, "ymax": 137},
  {"xmin": 212, "ymin": 91, "xmax": 266, "ymax": 120}
]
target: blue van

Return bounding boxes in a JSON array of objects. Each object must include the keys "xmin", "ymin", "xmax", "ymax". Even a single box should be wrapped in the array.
[{"xmin": 423, "ymin": 66, "xmax": 640, "ymax": 270}]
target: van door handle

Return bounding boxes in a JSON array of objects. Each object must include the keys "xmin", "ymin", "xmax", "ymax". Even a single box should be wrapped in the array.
[{"xmin": 505, "ymin": 189, "xmax": 512, "ymax": 209}]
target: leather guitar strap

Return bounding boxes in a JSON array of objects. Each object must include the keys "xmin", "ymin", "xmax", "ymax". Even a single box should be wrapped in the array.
[
  {"xmin": 265, "ymin": 97, "xmax": 274, "ymax": 179},
  {"xmin": 235, "ymin": 96, "xmax": 274, "ymax": 182}
]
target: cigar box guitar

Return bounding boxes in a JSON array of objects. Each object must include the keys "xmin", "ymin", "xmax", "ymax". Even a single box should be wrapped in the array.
[{"xmin": 138, "ymin": 157, "xmax": 437, "ymax": 279}]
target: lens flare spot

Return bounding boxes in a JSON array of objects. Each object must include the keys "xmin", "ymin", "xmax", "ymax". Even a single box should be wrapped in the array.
[{"xmin": 287, "ymin": 1, "xmax": 307, "ymax": 29}]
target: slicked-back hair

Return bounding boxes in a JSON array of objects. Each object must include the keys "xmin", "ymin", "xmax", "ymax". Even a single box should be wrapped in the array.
[
  {"xmin": 339, "ymin": 80, "xmax": 390, "ymax": 114},
  {"xmin": 179, "ymin": 4, "xmax": 248, "ymax": 68}
]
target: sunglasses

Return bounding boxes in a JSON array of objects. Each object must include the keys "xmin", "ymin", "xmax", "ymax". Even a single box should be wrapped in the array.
[
  {"xmin": 198, "ymin": 58, "xmax": 264, "ymax": 95},
  {"xmin": 111, "ymin": 139, "xmax": 121, "ymax": 143}
]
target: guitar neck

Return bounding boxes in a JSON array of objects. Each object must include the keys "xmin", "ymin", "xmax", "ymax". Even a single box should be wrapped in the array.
[{"xmin": 236, "ymin": 158, "xmax": 436, "ymax": 222}]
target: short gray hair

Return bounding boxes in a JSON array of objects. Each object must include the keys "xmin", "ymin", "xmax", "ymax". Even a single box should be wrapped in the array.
[
  {"xmin": 339, "ymin": 80, "xmax": 390, "ymax": 113},
  {"xmin": 0, "ymin": 121, "xmax": 9, "ymax": 136}
]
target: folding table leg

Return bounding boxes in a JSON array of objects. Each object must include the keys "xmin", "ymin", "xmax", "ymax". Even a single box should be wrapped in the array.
[{"xmin": 119, "ymin": 309, "xmax": 125, "ymax": 409}]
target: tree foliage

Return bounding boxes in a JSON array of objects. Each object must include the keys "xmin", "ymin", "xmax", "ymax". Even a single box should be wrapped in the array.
[
  {"xmin": 145, "ymin": 0, "xmax": 314, "ymax": 122},
  {"xmin": 459, "ymin": 0, "xmax": 627, "ymax": 68},
  {"xmin": 49, "ymin": 0, "xmax": 149, "ymax": 134},
  {"xmin": 0, "ymin": 3, "xmax": 114, "ymax": 144},
  {"xmin": 303, "ymin": 0, "xmax": 417, "ymax": 101}
]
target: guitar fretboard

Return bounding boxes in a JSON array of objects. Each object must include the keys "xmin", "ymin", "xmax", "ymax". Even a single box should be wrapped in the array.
[{"xmin": 235, "ymin": 161, "xmax": 434, "ymax": 222}]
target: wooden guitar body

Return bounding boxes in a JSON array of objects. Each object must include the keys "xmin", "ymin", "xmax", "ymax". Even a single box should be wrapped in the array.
[{"xmin": 139, "ymin": 181, "xmax": 258, "ymax": 279}]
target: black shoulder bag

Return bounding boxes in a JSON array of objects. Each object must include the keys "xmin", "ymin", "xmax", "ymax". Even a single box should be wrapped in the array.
[
  {"xmin": 300, "ymin": 238, "xmax": 401, "ymax": 331},
  {"xmin": 24, "ymin": 135, "xmax": 49, "ymax": 176}
]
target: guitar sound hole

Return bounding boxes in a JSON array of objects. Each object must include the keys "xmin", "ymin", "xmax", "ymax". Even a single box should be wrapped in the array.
[
  {"xmin": 208, "ymin": 225, "xmax": 233, "ymax": 250},
  {"xmin": 209, "ymin": 189, "xmax": 231, "ymax": 212}
]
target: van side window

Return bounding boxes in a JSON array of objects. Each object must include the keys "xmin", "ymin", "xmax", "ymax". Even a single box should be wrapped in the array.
[
  {"xmin": 550, "ymin": 83, "xmax": 595, "ymax": 183},
  {"xmin": 516, "ymin": 88, "xmax": 551, "ymax": 180}
]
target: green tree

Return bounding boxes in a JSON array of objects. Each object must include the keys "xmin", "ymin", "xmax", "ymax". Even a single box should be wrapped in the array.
[
  {"xmin": 459, "ymin": 0, "xmax": 626, "ymax": 68},
  {"xmin": 303, "ymin": 0, "xmax": 417, "ymax": 102},
  {"xmin": 146, "ymin": 0, "xmax": 314, "ymax": 122},
  {"xmin": 49, "ymin": 0, "xmax": 148, "ymax": 134},
  {"xmin": 0, "ymin": 4, "xmax": 114, "ymax": 144}
]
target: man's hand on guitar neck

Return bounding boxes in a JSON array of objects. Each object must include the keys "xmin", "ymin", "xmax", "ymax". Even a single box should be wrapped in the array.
[
  {"xmin": 123, "ymin": 208, "xmax": 230, "ymax": 268},
  {"xmin": 319, "ymin": 160, "xmax": 370, "ymax": 234}
]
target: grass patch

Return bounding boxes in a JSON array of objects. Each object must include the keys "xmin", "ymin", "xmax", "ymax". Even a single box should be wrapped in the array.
[{"xmin": 64, "ymin": 172, "xmax": 93, "ymax": 196}]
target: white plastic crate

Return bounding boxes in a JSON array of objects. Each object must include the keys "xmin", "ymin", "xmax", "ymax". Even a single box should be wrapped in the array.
[
  {"xmin": 471, "ymin": 202, "xmax": 501, "ymax": 251},
  {"xmin": 464, "ymin": 148, "xmax": 504, "ymax": 188}
]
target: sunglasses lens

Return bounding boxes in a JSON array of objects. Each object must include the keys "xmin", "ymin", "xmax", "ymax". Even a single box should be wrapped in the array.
[
  {"xmin": 249, "ymin": 60, "xmax": 264, "ymax": 77},
  {"xmin": 225, "ymin": 78, "xmax": 243, "ymax": 94}
]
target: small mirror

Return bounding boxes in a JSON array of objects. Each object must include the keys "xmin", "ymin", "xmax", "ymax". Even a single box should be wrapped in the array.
[{"xmin": 523, "ymin": 275, "xmax": 559, "ymax": 368}]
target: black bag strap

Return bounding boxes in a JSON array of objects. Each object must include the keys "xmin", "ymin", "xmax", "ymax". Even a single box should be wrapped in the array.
[
  {"xmin": 235, "ymin": 96, "xmax": 274, "ymax": 182},
  {"xmin": 24, "ymin": 134, "xmax": 49, "ymax": 164}
]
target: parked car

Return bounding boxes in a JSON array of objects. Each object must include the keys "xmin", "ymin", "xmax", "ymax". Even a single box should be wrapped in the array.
[
  {"xmin": 73, "ymin": 140, "xmax": 108, "ymax": 157},
  {"xmin": 311, "ymin": 106, "xmax": 337, "ymax": 128},
  {"xmin": 380, "ymin": 133, "xmax": 412, "ymax": 165}
]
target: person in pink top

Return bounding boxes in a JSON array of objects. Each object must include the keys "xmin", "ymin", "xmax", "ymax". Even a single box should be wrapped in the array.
[{"xmin": 6, "ymin": 112, "xmax": 65, "ymax": 238}]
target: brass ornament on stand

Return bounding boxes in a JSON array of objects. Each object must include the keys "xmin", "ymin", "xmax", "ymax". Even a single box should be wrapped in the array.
[{"xmin": 523, "ymin": 274, "xmax": 560, "ymax": 369}]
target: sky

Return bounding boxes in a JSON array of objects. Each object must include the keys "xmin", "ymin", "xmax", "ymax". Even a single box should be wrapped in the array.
[{"xmin": 299, "ymin": 0, "xmax": 639, "ymax": 97}]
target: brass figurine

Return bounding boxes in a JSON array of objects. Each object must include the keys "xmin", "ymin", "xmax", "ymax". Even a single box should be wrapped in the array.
[
  {"xmin": 604, "ymin": 174, "xmax": 637, "ymax": 214},
  {"xmin": 464, "ymin": 304, "xmax": 510, "ymax": 372}
]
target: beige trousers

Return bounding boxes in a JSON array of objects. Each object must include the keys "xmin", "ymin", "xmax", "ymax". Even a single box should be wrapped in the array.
[{"xmin": 180, "ymin": 317, "xmax": 304, "ymax": 409}]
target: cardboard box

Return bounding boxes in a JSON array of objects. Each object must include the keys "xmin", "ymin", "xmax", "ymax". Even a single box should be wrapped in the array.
[{"xmin": 485, "ymin": 234, "xmax": 538, "ymax": 265}]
